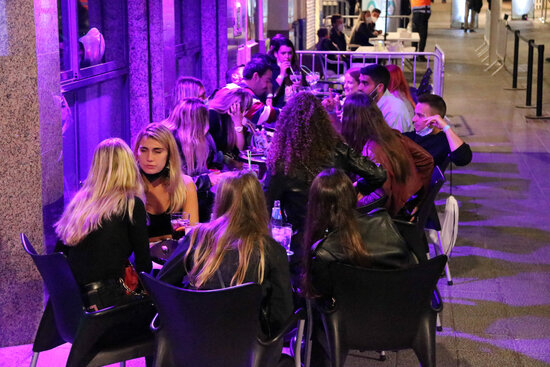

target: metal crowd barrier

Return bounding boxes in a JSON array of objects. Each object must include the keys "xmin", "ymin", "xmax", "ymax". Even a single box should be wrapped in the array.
[
  {"xmin": 505, "ymin": 24, "xmax": 548, "ymax": 118},
  {"xmin": 296, "ymin": 45, "xmax": 446, "ymax": 96}
]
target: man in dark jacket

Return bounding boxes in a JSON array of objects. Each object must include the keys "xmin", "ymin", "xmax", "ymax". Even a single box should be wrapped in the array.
[
  {"xmin": 404, "ymin": 94, "xmax": 472, "ymax": 171},
  {"xmin": 330, "ymin": 14, "xmax": 347, "ymax": 51}
]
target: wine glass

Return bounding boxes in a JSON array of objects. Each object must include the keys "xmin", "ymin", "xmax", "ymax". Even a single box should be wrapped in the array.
[
  {"xmin": 289, "ymin": 71, "xmax": 302, "ymax": 84},
  {"xmin": 170, "ymin": 212, "xmax": 190, "ymax": 239},
  {"xmin": 305, "ymin": 72, "xmax": 320, "ymax": 87}
]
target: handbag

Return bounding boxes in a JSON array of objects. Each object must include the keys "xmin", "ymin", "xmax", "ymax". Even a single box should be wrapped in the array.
[{"xmin": 120, "ymin": 263, "xmax": 147, "ymax": 296}]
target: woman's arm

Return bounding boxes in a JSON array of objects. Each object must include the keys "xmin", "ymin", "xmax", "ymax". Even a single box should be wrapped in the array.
[
  {"xmin": 182, "ymin": 174, "xmax": 199, "ymax": 225},
  {"xmin": 129, "ymin": 197, "xmax": 152, "ymax": 274},
  {"xmin": 336, "ymin": 142, "xmax": 387, "ymax": 195}
]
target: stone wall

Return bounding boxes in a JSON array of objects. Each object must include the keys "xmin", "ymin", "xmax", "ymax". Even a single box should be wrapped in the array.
[{"xmin": 0, "ymin": 0, "xmax": 62, "ymax": 346}]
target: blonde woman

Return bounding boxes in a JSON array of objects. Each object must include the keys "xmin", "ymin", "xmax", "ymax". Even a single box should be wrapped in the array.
[
  {"xmin": 208, "ymin": 88, "xmax": 253, "ymax": 156},
  {"xmin": 171, "ymin": 76, "xmax": 206, "ymax": 107},
  {"xmin": 159, "ymin": 171, "xmax": 293, "ymax": 339},
  {"xmin": 134, "ymin": 123, "xmax": 199, "ymax": 239},
  {"xmin": 165, "ymin": 98, "xmax": 231, "ymax": 222},
  {"xmin": 55, "ymin": 138, "xmax": 152, "ymax": 309}
]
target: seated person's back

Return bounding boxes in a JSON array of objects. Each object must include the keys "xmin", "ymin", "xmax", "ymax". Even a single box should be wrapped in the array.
[
  {"xmin": 158, "ymin": 171, "xmax": 293, "ymax": 338},
  {"xmin": 302, "ymin": 169, "xmax": 416, "ymax": 298}
]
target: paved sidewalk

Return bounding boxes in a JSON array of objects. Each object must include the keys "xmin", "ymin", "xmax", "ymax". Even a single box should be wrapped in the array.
[{"xmin": 2, "ymin": 2, "xmax": 550, "ymax": 366}]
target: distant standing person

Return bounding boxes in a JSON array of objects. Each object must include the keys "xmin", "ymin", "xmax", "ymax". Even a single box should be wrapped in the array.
[{"xmin": 411, "ymin": 0, "xmax": 431, "ymax": 56}]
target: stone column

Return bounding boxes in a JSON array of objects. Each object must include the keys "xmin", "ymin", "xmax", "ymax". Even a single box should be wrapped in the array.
[
  {"xmin": 488, "ymin": 0, "xmax": 501, "ymax": 64},
  {"xmin": 202, "ymin": 0, "xmax": 228, "ymax": 93},
  {"xmin": 0, "ymin": 0, "xmax": 63, "ymax": 346}
]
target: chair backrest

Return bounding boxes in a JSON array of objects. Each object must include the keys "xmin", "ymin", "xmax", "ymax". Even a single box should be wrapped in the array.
[
  {"xmin": 20, "ymin": 233, "xmax": 84, "ymax": 343},
  {"xmin": 141, "ymin": 273, "xmax": 263, "ymax": 367},
  {"xmin": 325, "ymin": 255, "xmax": 447, "ymax": 351},
  {"xmin": 416, "ymin": 166, "xmax": 445, "ymax": 230}
]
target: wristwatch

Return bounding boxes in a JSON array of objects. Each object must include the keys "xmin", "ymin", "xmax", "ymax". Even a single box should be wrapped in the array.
[{"xmin": 234, "ymin": 125, "xmax": 244, "ymax": 133}]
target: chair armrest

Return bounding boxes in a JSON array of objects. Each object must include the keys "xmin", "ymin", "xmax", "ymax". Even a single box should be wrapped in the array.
[
  {"xmin": 257, "ymin": 308, "xmax": 306, "ymax": 346},
  {"xmin": 83, "ymin": 297, "xmax": 153, "ymax": 319},
  {"xmin": 150, "ymin": 312, "xmax": 161, "ymax": 332}
]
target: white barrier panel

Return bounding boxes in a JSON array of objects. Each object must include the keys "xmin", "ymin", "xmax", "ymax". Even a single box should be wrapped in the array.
[
  {"xmin": 296, "ymin": 45, "xmax": 445, "ymax": 96},
  {"xmin": 484, "ymin": 18, "xmax": 508, "ymax": 75}
]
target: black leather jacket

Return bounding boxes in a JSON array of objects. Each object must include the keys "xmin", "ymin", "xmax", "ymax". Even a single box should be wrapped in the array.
[
  {"xmin": 265, "ymin": 142, "xmax": 386, "ymax": 272},
  {"xmin": 266, "ymin": 141, "xmax": 387, "ymax": 234},
  {"xmin": 311, "ymin": 208, "xmax": 417, "ymax": 296}
]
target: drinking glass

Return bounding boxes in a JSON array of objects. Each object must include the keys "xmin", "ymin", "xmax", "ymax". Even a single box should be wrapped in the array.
[
  {"xmin": 272, "ymin": 224, "xmax": 294, "ymax": 256},
  {"xmin": 289, "ymin": 71, "xmax": 302, "ymax": 84},
  {"xmin": 170, "ymin": 212, "xmax": 190, "ymax": 239},
  {"xmin": 305, "ymin": 72, "xmax": 320, "ymax": 87}
]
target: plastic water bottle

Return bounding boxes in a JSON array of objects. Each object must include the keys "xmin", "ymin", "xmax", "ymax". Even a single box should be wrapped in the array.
[{"xmin": 271, "ymin": 200, "xmax": 283, "ymax": 227}]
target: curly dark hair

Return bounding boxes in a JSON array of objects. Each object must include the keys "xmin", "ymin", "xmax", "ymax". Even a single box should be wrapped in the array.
[{"xmin": 267, "ymin": 91, "xmax": 342, "ymax": 180}]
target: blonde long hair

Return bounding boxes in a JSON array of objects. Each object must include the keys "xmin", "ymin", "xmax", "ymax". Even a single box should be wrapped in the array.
[
  {"xmin": 184, "ymin": 171, "xmax": 269, "ymax": 288},
  {"xmin": 164, "ymin": 98, "xmax": 209, "ymax": 175},
  {"xmin": 208, "ymin": 89, "xmax": 253, "ymax": 150},
  {"xmin": 134, "ymin": 123, "xmax": 187, "ymax": 213},
  {"xmin": 55, "ymin": 138, "xmax": 145, "ymax": 246},
  {"xmin": 172, "ymin": 76, "xmax": 205, "ymax": 109}
]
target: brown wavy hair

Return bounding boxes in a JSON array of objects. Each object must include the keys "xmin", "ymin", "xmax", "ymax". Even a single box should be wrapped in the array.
[
  {"xmin": 184, "ymin": 171, "xmax": 270, "ymax": 288},
  {"xmin": 302, "ymin": 168, "xmax": 370, "ymax": 297},
  {"xmin": 267, "ymin": 91, "xmax": 342, "ymax": 181},
  {"xmin": 342, "ymin": 92, "xmax": 411, "ymax": 184}
]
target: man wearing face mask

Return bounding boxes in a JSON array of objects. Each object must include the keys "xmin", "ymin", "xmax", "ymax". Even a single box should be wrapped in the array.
[
  {"xmin": 358, "ymin": 64, "xmax": 414, "ymax": 133},
  {"xmin": 371, "ymin": 8, "xmax": 383, "ymax": 36},
  {"xmin": 404, "ymin": 94, "xmax": 472, "ymax": 170},
  {"xmin": 330, "ymin": 14, "xmax": 347, "ymax": 52}
]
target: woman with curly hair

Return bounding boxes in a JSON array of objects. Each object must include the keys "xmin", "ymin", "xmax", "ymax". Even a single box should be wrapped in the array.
[
  {"xmin": 266, "ymin": 91, "xmax": 386, "ymax": 263},
  {"xmin": 341, "ymin": 92, "xmax": 433, "ymax": 216}
]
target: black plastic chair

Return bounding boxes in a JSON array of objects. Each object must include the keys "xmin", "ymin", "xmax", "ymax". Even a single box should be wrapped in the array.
[
  {"xmin": 140, "ymin": 273, "xmax": 305, "ymax": 367},
  {"xmin": 21, "ymin": 233, "xmax": 155, "ymax": 367},
  {"xmin": 317, "ymin": 255, "xmax": 447, "ymax": 367},
  {"xmin": 393, "ymin": 166, "xmax": 446, "ymax": 263}
]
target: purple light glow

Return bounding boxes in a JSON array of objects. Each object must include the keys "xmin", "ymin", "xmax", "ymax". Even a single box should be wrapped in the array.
[
  {"xmin": 439, "ymin": 273, "xmax": 550, "ymax": 306},
  {"xmin": 439, "ymin": 326, "xmax": 550, "ymax": 364},
  {"xmin": 0, "ymin": 1, "xmax": 8, "ymax": 56},
  {"xmin": 451, "ymin": 245, "xmax": 550, "ymax": 264}
]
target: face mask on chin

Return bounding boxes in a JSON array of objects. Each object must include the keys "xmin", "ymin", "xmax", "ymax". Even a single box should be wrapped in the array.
[
  {"xmin": 416, "ymin": 126, "xmax": 434, "ymax": 136},
  {"xmin": 368, "ymin": 83, "xmax": 381, "ymax": 100}
]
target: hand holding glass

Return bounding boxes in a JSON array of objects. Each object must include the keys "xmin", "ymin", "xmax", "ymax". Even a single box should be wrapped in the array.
[{"xmin": 170, "ymin": 212, "xmax": 190, "ymax": 238}]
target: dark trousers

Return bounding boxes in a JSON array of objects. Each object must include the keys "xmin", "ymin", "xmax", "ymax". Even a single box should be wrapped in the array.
[{"xmin": 412, "ymin": 11, "xmax": 431, "ymax": 52}]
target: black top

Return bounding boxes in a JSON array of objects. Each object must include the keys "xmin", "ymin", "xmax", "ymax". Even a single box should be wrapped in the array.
[
  {"xmin": 266, "ymin": 141, "xmax": 387, "ymax": 232},
  {"xmin": 265, "ymin": 141, "xmax": 387, "ymax": 265},
  {"xmin": 316, "ymin": 38, "xmax": 338, "ymax": 52},
  {"xmin": 147, "ymin": 211, "xmax": 172, "ymax": 239},
  {"xmin": 208, "ymin": 109, "xmax": 242, "ymax": 157},
  {"xmin": 311, "ymin": 209, "xmax": 416, "ymax": 296},
  {"xmin": 55, "ymin": 197, "xmax": 152, "ymax": 286},
  {"xmin": 350, "ymin": 22, "xmax": 375, "ymax": 46},
  {"xmin": 330, "ymin": 28, "xmax": 347, "ymax": 51},
  {"xmin": 403, "ymin": 131, "xmax": 473, "ymax": 170},
  {"xmin": 158, "ymin": 232, "xmax": 294, "ymax": 337}
]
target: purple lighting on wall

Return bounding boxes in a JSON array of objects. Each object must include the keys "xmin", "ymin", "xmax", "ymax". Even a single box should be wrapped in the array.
[{"xmin": 0, "ymin": 0, "xmax": 8, "ymax": 56}]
